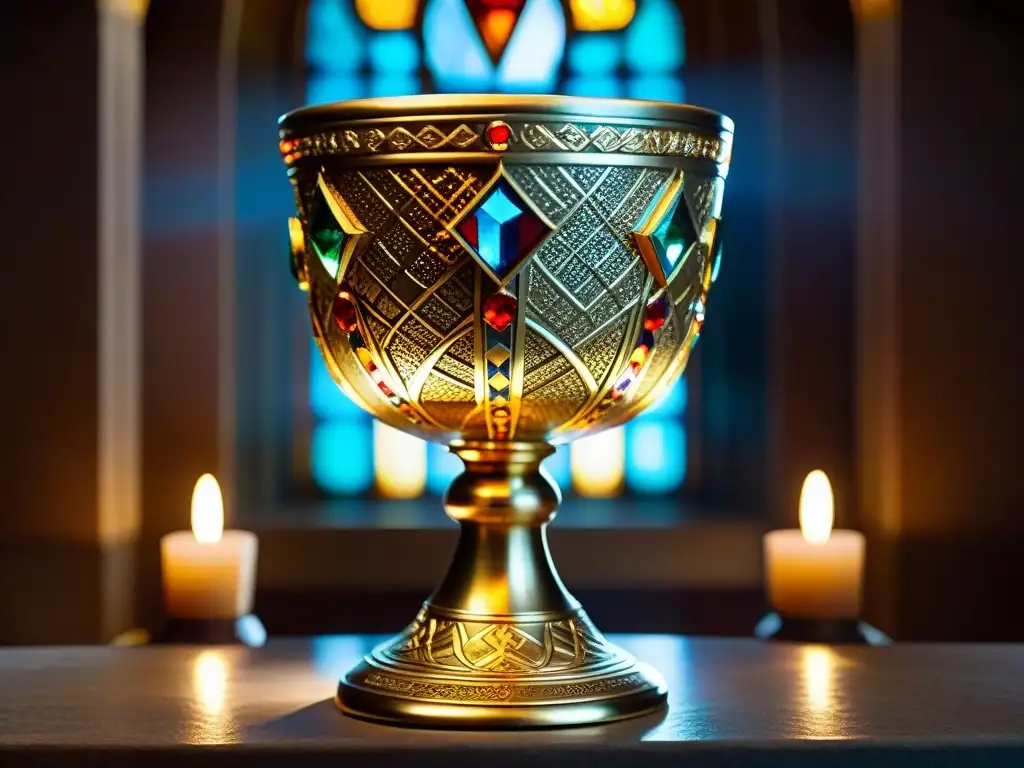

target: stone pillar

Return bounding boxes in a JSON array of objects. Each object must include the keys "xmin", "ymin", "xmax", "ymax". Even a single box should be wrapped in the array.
[
  {"xmin": 856, "ymin": 0, "xmax": 1024, "ymax": 639},
  {"xmin": 0, "ymin": 0, "xmax": 145, "ymax": 643}
]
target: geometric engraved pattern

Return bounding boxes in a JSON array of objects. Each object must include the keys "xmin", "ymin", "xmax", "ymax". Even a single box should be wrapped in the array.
[
  {"xmin": 360, "ymin": 670, "xmax": 648, "ymax": 703},
  {"xmin": 339, "ymin": 603, "xmax": 656, "ymax": 706},
  {"xmin": 323, "ymin": 164, "xmax": 491, "ymax": 423},
  {"xmin": 385, "ymin": 609, "xmax": 608, "ymax": 673},
  {"xmin": 300, "ymin": 149, "xmax": 722, "ymax": 440},
  {"xmin": 281, "ymin": 120, "xmax": 730, "ymax": 165}
]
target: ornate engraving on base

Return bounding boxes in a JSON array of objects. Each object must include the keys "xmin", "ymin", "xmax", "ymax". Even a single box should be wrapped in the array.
[
  {"xmin": 380, "ymin": 606, "xmax": 616, "ymax": 673},
  {"xmin": 342, "ymin": 605, "xmax": 659, "ymax": 708},
  {"xmin": 359, "ymin": 671, "xmax": 650, "ymax": 703}
]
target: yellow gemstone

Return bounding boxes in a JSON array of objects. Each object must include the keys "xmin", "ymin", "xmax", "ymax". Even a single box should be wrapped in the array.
[
  {"xmin": 486, "ymin": 345, "xmax": 511, "ymax": 366},
  {"xmin": 488, "ymin": 372, "xmax": 511, "ymax": 390}
]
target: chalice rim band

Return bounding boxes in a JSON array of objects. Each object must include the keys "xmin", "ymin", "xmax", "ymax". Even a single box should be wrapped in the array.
[{"xmin": 279, "ymin": 93, "xmax": 734, "ymax": 135}]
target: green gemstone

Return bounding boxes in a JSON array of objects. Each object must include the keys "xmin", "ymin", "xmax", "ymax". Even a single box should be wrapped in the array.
[
  {"xmin": 649, "ymin": 192, "xmax": 698, "ymax": 277},
  {"xmin": 308, "ymin": 186, "xmax": 345, "ymax": 279}
]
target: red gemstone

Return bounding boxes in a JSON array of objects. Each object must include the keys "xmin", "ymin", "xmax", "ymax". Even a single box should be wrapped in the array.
[
  {"xmin": 458, "ymin": 214, "xmax": 479, "ymax": 249},
  {"xmin": 483, "ymin": 291, "xmax": 517, "ymax": 332},
  {"xmin": 332, "ymin": 291, "xmax": 358, "ymax": 333},
  {"xmin": 645, "ymin": 294, "xmax": 669, "ymax": 331},
  {"xmin": 628, "ymin": 346, "xmax": 648, "ymax": 372},
  {"xmin": 487, "ymin": 121, "xmax": 511, "ymax": 147}
]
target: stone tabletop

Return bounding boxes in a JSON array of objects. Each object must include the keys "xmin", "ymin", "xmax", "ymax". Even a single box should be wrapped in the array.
[{"xmin": 1, "ymin": 635, "xmax": 1022, "ymax": 766}]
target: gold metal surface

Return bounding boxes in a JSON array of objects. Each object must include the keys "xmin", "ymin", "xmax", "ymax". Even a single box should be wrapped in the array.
[
  {"xmin": 337, "ymin": 441, "xmax": 666, "ymax": 728},
  {"xmin": 280, "ymin": 95, "xmax": 734, "ymax": 728}
]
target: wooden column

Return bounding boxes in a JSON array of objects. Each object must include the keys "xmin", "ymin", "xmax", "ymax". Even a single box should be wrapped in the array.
[
  {"xmin": 857, "ymin": 0, "xmax": 1024, "ymax": 639},
  {"xmin": 0, "ymin": 0, "xmax": 145, "ymax": 643}
]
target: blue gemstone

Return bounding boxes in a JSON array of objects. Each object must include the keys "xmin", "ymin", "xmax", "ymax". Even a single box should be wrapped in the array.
[{"xmin": 457, "ymin": 181, "xmax": 551, "ymax": 282}]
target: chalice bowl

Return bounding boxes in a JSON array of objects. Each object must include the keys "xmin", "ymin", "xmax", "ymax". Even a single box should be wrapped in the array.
[{"xmin": 279, "ymin": 95, "xmax": 733, "ymax": 728}]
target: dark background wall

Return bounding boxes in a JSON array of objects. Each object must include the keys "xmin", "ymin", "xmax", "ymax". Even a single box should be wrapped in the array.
[{"xmin": 0, "ymin": 0, "xmax": 1022, "ymax": 643}]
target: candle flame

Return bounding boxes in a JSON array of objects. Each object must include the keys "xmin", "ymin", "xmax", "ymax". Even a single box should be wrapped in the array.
[
  {"xmin": 191, "ymin": 473, "xmax": 223, "ymax": 544},
  {"xmin": 799, "ymin": 470, "xmax": 834, "ymax": 545}
]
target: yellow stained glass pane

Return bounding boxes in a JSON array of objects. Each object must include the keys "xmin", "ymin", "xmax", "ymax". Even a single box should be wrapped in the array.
[
  {"xmin": 373, "ymin": 422, "xmax": 427, "ymax": 498},
  {"xmin": 355, "ymin": 0, "xmax": 418, "ymax": 30},
  {"xmin": 570, "ymin": 427, "xmax": 625, "ymax": 497},
  {"xmin": 569, "ymin": 0, "xmax": 636, "ymax": 31}
]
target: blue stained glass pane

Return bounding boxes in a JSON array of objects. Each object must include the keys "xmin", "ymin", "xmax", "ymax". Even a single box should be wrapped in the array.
[
  {"xmin": 311, "ymin": 636, "xmax": 374, "ymax": 679},
  {"xmin": 567, "ymin": 33, "xmax": 620, "ymax": 76},
  {"xmin": 643, "ymin": 376, "xmax": 687, "ymax": 419},
  {"xmin": 625, "ymin": 0, "xmax": 684, "ymax": 75},
  {"xmin": 310, "ymin": 338, "xmax": 363, "ymax": 420},
  {"xmin": 496, "ymin": 0, "xmax": 565, "ymax": 92},
  {"xmin": 625, "ymin": 421, "xmax": 686, "ymax": 494},
  {"xmin": 423, "ymin": 0, "xmax": 493, "ymax": 92},
  {"xmin": 542, "ymin": 445, "xmax": 571, "ymax": 494},
  {"xmin": 564, "ymin": 76, "xmax": 623, "ymax": 98},
  {"xmin": 427, "ymin": 442, "xmax": 463, "ymax": 496},
  {"xmin": 628, "ymin": 75, "xmax": 685, "ymax": 102},
  {"xmin": 368, "ymin": 74, "xmax": 420, "ymax": 97},
  {"xmin": 368, "ymin": 31, "xmax": 420, "ymax": 75},
  {"xmin": 307, "ymin": 0, "xmax": 364, "ymax": 73},
  {"xmin": 312, "ymin": 421, "xmax": 374, "ymax": 495},
  {"xmin": 307, "ymin": 73, "xmax": 364, "ymax": 105}
]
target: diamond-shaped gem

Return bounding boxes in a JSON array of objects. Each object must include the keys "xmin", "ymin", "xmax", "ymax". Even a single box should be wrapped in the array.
[
  {"xmin": 492, "ymin": 395, "xmax": 509, "ymax": 407},
  {"xmin": 486, "ymin": 344, "xmax": 511, "ymax": 366},
  {"xmin": 488, "ymin": 371, "xmax": 511, "ymax": 391},
  {"xmin": 308, "ymin": 185, "xmax": 346, "ymax": 279},
  {"xmin": 650, "ymin": 196, "xmax": 696, "ymax": 271},
  {"xmin": 454, "ymin": 178, "xmax": 552, "ymax": 285},
  {"xmin": 632, "ymin": 175, "xmax": 698, "ymax": 287},
  {"xmin": 307, "ymin": 176, "xmax": 370, "ymax": 282}
]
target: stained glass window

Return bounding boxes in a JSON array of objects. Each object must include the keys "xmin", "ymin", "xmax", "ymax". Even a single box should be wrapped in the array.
[{"xmin": 305, "ymin": 0, "xmax": 690, "ymax": 500}]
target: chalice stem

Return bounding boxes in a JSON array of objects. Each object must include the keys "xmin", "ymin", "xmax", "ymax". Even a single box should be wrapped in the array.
[
  {"xmin": 335, "ymin": 441, "xmax": 668, "ymax": 727},
  {"xmin": 432, "ymin": 441, "xmax": 578, "ymax": 619}
]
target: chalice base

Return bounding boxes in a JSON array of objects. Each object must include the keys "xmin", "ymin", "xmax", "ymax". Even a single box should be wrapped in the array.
[
  {"xmin": 334, "ymin": 440, "xmax": 668, "ymax": 729},
  {"xmin": 337, "ymin": 604, "xmax": 667, "ymax": 729}
]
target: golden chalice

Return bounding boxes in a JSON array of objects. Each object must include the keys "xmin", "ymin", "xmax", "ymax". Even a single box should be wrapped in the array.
[{"xmin": 279, "ymin": 95, "xmax": 733, "ymax": 728}]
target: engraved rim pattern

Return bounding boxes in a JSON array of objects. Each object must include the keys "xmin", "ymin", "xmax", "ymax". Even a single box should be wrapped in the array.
[{"xmin": 280, "ymin": 120, "xmax": 731, "ymax": 165}]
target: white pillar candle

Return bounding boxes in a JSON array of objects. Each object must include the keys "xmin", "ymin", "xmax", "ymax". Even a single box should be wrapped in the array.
[
  {"xmin": 764, "ymin": 470, "xmax": 865, "ymax": 619},
  {"xmin": 160, "ymin": 474, "xmax": 258, "ymax": 620}
]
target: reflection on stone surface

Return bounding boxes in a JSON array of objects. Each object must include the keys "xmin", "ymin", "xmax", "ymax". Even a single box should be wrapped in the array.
[
  {"xmin": 794, "ymin": 644, "xmax": 854, "ymax": 740},
  {"xmin": 188, "ymin": 649, "xmax": 240, "ymax": 744},
  {"xmin": 802, "ymin": 645, "xmax": 833, "ymax": 715}
]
